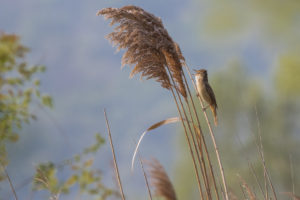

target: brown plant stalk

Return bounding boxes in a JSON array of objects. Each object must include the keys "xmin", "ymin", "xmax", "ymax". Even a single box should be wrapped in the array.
[
  {"xmin": 254, "ymin": 106, "xmax": 277, "ymax": 200},
  {"xmin": 168, "ymin": 85, "xmax": 205, "ymax": 198},
  {"xmin": 184, "ymin": 66, "xmax": 229, "ymax": 200},
  {"xmin": 166, "ymin": 66, "xmax": 213, "ymax": 199},
  {"xmin": 138, "ymin": 155, "xmax": 153, "ymax": 200},
  {"xmin": 182, "ymin": 71, "xmax": 220, "ymax": 199},
  {"xmin": 104, "ymin": 109, "xmax": 126, "ymax": 200},
  {"xmin": 98, "ymin": 5, "xmax": 225, "ymax": 199}
]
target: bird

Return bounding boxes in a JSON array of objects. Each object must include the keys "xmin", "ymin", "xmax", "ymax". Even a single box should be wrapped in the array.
[{"xmin": 194, "ymin": 69, "xmax": 218, "ymax": 126}]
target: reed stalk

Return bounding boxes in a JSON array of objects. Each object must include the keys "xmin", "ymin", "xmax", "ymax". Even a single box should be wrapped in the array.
[
  {"xmin": 98, "ymin": 6, "xmax": 229, "ymax": 199},
  {"xmin": 183, "ymin": 97, "xmax": 212, "ymax": 198},
  {"xmin": 169, "ymin": 86, "xmax": 205, "ymax": 199},
  {"xmin": 104, "ymin": 109, "xmax": 126, "ymax": 200},
  {"xmin": 182, "ymin": 71, "xmax": 220, "ymax": 200},
  {"xmin": 254, "ymin": 106, "xmax": 277, "ymax": 200},
  {"xmin": 138, "ymin": 155, "xmax": 153, "ymax": 200},
  {"xmin": 184, "ymin": 65, "xmax": 229, "ymax": 200}
]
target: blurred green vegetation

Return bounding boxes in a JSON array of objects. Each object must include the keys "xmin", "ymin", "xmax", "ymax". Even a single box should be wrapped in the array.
[
  {"xmin": 0, "ymin": 32, "xmax": 52, "ymax": 169},
  {"xmin": 175, "ymin": 0, "xmax": 300, "ymax": 198},
  {"xmin": 0, "ymin": 33, "xmax": 117, "ymax": 200},
  {"xmin": 33, "ymin": 133, "xmax": 118, "ymax": 200},
  {"xmin": 202, "ymin": 0, "xmax": 300, "ymax": 45}
]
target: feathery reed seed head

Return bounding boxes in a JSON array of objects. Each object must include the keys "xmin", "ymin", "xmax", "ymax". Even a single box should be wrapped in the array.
[
  {"xmin": 146, "ymin": 158, "xmax": 177, "ymax": 200},
  {"xmin": 97, "ymin": 5, "xmax": 187, "ymax": 97}
]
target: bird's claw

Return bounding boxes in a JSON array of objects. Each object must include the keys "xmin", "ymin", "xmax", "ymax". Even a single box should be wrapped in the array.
[{"xmin": 202, "ymin": 105, "xmax": 209, "ymax": 111}]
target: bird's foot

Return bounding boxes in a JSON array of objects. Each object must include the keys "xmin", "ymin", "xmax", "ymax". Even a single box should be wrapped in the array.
[{"xmin": 202, "ymin": 105, "xmax": 209, "ymax": 111}]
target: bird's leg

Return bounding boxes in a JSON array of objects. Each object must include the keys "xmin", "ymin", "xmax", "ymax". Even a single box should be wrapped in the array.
[{"xmin": 202, "ymin": 105, "xmax": 209, "ymax": 111}]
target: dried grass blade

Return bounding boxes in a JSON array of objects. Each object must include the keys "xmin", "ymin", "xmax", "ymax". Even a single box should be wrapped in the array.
[
  {"xmin": 104, "ymin": 109, "xmax": 126, "ymax": 200},
  {"xmin": 254, "ymin": 106, "xmax": 277, "ymax": 200},
  {"xmin": 238, "ymin": 174, "xmax": 256, "ymax": 200},
  {"xmin": 131, "ymin": 117, "xmax": 180, "ymax": 171}
]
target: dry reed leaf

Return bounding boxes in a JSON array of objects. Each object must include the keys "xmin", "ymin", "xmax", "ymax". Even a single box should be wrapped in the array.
[
  {"xmin": 237, "ymin": 174, "xmax": 256, "ymax": 200},
  {"xmin": 146, "ymin": 158, "xmax": 177, "ymax": 200},
  {"xmin": 97, "ymin": 5, "xmax": 187, "ymax": 97},
  {"xmin": 131, "ymin": 117, "xmax": 180, "ymax": 171}
]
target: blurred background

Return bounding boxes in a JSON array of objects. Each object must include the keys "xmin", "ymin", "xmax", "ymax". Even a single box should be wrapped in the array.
[{"xmin": 0, "ymin": 0, "xmax": 299, "ymax": 199}]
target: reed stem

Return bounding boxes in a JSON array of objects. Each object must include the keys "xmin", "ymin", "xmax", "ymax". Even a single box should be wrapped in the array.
[
  {"xmin": 104, "ymin": 109, "xmax": 126, "ymax": 200},
  {"xmin": 182, "ymin": 71, "xmax": 220, "ymax": 200},
  {"xmin": 138, "ymin": 155, "xmax": 153, "ymax": 200},
  {"xmin": 184, "ymin": 65, "xmax": 229, "ymax": 200}
]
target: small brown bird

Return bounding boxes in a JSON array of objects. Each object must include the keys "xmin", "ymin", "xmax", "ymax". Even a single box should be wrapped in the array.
[{"xmin": 194, "ymin": 69, "xmax": 218, "ymax": 126}]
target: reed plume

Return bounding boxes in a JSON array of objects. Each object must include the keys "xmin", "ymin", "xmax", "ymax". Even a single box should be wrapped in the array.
[
  {"xmin": 97, "ymin": 5, "xmax": 187, "ymax": 97},
  {"xmin": 146, "ymin": 158, "xmax": 177, "ymax": 200},
  {"xmin": 98, "ymin": 5, "xmax": 228, "ymax": 199}
]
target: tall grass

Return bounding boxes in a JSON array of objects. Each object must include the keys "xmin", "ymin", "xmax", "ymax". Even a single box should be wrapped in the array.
[
  {"xmin": 98, "ymin": 5, "xmax": 297, "ymax": 200},
  {"xmin": 97, "ymin": 5, "xmax": 228, "ymax": 199}
]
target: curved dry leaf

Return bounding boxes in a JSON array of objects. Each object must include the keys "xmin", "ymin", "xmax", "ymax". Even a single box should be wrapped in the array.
[{"xmin": 131, "ymin": 117, "xmax": 180, "ymax": 171}]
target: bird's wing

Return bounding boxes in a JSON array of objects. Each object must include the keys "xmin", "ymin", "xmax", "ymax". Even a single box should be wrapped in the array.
[{"xmin": 206, "ymin": 83, "xmax": 217, "ymax": 109}]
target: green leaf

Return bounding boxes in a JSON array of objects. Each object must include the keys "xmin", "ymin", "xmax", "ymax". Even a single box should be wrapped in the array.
[
  {"xmin": 83, "ymin": 159, "xmax": 94, "ymax": 168},
  {"xmin": 65, "ymin": 175, "xmax": 78, "ymax": 187},
  {"xmin": 42, "ymin": 95, "xmax": 53, "ymax": 108},
  {"xmin": 34, "ymin": 79, "xmax": 40, "ymax": 86}
]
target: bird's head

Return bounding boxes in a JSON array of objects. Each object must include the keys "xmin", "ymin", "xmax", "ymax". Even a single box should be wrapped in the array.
[{"xmin": 193, "ymin": 69, "xmax": 207, "ymax": 80}]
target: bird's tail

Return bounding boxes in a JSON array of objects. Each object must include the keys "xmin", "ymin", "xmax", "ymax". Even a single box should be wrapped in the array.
[{"xmin": 210, "ymin": 105, "xmax": 218, "ymax": 126}]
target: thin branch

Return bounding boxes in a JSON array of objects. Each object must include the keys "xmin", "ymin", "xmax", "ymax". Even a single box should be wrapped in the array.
[
  {"xmin": 104, "ymin": 109, "xmax": 126, "ymax": 200},
  {"xmin": 1, "ymin": 164, "xmax": 18, "ymax": 200}
]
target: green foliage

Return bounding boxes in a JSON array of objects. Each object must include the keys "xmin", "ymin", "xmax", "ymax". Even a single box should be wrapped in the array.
[
  {"xmin": 275, "ymin": 53, "xmax": 300, "ymax": 99},
  {"xmin": 200, "ymin": 0, "xmax": 300, "ymax": 43},
  {"xmin": 33, "ymin": 133, "xmax": 118, "ymax": 200},
  {"xmin": 0, "ymin": 32, "xmax": 52, "ymax": 167},
  {"xmin": 33, "ymin": 162, "xmax": 58, "ymax": 194}
]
